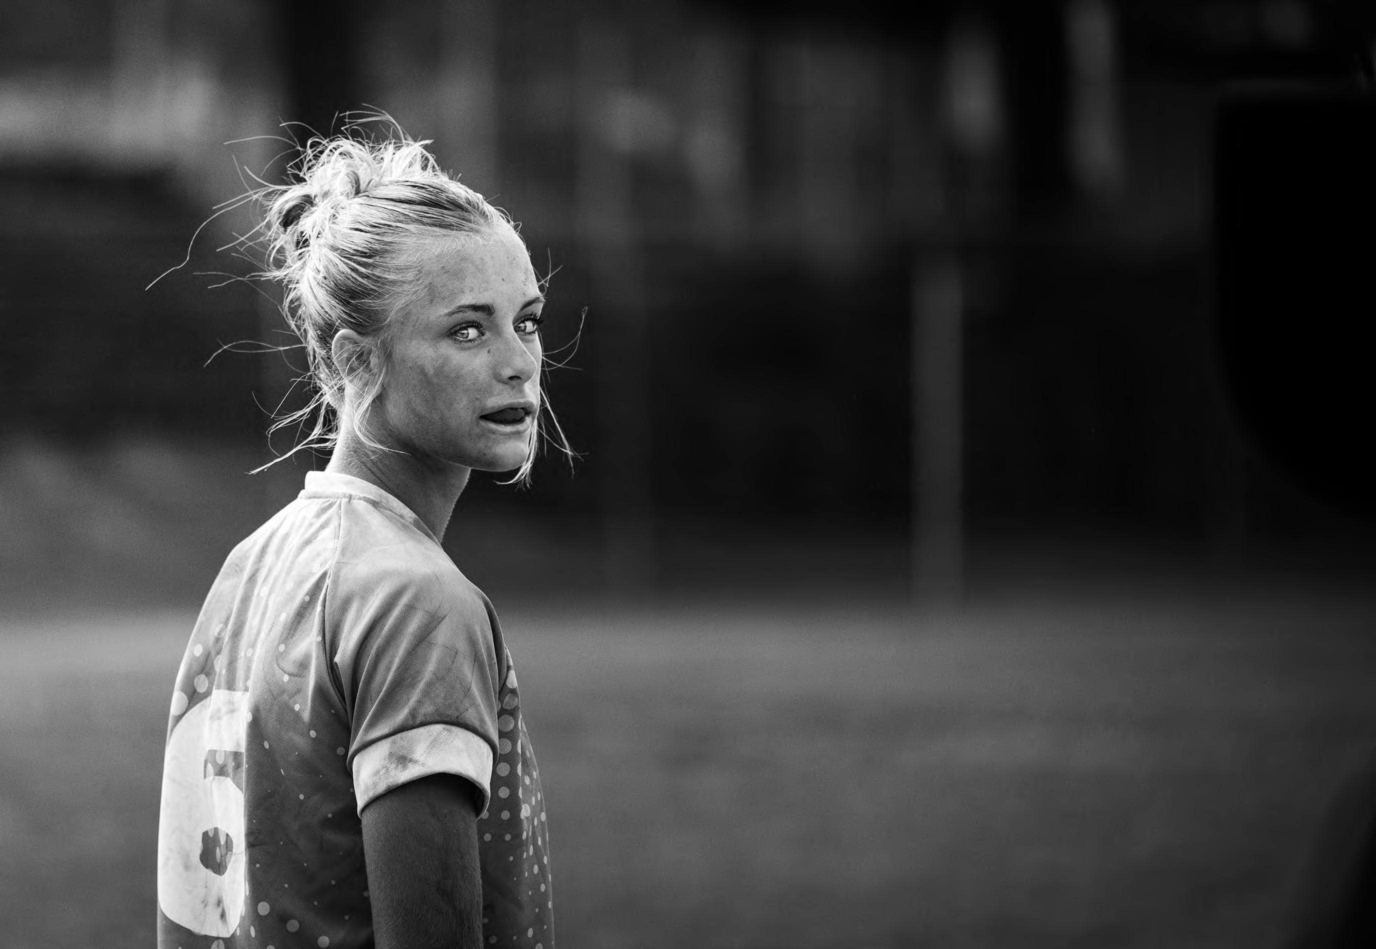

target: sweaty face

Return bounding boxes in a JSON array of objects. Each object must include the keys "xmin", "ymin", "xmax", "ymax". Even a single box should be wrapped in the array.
[{"xmin": 369, "ymin": 226, "xmax": 544, "ymax": 472}]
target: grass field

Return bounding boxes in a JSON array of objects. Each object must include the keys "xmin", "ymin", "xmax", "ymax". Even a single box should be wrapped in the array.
[{"xmin": 3, "ymin": 592, "xmax": 1375, "ymax": 947}]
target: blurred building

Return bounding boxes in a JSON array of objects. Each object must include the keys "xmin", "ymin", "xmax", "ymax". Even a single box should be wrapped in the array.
[{"xmin": 1, "ymin": 0, "xmax": 1372, "ymax": 605}]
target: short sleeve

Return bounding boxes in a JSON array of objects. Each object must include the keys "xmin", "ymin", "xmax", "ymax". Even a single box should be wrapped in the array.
[{"xmin": 329, "ymin": 557, "xmax": 502, "ymax": 816}]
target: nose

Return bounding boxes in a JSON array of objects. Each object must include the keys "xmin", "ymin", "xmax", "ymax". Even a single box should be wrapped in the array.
[{"xmin": 496, "ymin": 329, "xmax": 539, "ymax": 385}]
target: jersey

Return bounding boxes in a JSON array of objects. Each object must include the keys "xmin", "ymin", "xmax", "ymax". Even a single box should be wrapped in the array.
[{"xmin": 156, "ymin": 471, "xmax": 554, "ymax": 949}]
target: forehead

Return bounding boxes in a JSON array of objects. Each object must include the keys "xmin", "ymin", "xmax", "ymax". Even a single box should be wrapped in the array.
[{"xmin": 407, "ymin": 227, "xmax": 538, "ymax": 307}]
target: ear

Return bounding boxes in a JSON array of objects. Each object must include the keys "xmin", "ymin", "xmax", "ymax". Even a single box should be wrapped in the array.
[{"xmin": 331, "ymin": 328, "xmax": 380, "ymax": 392}]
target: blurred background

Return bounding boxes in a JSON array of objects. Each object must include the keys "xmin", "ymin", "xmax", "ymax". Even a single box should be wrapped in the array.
[{"xmin": 3, "ymin": 0, "xmax": 1376, "ymax": 946}]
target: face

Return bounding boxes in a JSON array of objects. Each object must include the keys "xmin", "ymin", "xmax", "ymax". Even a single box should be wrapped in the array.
[{"xmin": 368, "ymin": 226, "xmax": 544, "ymax": 472}]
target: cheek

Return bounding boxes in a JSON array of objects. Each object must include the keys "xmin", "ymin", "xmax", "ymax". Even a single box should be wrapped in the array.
[
  {"xmin": 379, "ymin": 349, "xmax": 458, "ymax": 418},
  {"xmin": 412, "ymin": 350, "xmax": 487, "ymax": 415}
]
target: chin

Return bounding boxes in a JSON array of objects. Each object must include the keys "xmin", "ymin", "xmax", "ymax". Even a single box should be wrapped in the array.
[
  {"xmin": 466, "ymin": 446, "xmax": 532, "ymax": 474},
  {"xmin": 442, "ymin": 426, "xmax": 533, "ymax": 473}
]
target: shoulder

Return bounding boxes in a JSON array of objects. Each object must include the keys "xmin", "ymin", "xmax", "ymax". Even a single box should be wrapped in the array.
[
  {"xmin": 204, "ymin": 494, "xmax": 337, "ymax": 597},
  {"xmin": 323, "ymin": 504, "xmax": 503, "ymax": 720},
  {"xmin": 322, "ymin": 497, "xmax": 496, "ymax": 647},
  {"xmin": 336, "ymin": 501, "xmax": 480, "ymax": 605}
]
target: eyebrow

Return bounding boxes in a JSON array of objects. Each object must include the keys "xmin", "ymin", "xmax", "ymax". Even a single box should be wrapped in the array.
[{"xmin": 443, "ymin": 294, "xmax": 545, "ymax": 318}]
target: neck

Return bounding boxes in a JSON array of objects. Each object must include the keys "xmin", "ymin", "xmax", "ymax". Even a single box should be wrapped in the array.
[{"xmin": 325, "ymin": 427, "xmax": 471, "ymax": 542}]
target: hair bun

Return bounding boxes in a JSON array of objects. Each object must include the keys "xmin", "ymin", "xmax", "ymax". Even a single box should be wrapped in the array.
[
  {"xmin": 310, "ymin": 153, "xmax": 369, "ymax": 206},
  {"xmin": 270, "ymin": 146, "xmax": 376, "ymax": 257},
  {"xmin": 274, "ymin": 191, "xmax": 316, "ymax": 252}
]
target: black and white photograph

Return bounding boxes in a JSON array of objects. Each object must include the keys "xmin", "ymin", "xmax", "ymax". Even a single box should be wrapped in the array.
[{"xmin": 1, "ymin": 1, "xmax": 1375, "ymax": 946}]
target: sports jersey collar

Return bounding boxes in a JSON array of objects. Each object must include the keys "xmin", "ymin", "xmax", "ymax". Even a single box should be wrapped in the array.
[{"xmin": 300, "ymin": 471, "xmax": 442, "ymax": 546}]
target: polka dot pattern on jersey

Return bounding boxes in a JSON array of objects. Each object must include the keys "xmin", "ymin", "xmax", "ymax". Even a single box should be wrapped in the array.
[{"xmin": 476, "ymin": 651, "xmax": 554, "ymax": 948}]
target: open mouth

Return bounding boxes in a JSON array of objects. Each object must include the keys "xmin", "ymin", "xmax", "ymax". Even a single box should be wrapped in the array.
[{"xmin": 480, "ymin": 407, "xmax": 532, "ymax": 426}]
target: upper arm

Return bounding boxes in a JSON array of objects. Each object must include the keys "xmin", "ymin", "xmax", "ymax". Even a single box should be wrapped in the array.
[
  {"xmin": 330, "ymin": 549, "xmax": 500, "ymax": 945},
  {"xmin": 361, "ymin": 773, "xmax": 485, "ymax": 949},
  {"xmin": 331, "ymin": 561, "xmax": 502, "ymax": 815}
]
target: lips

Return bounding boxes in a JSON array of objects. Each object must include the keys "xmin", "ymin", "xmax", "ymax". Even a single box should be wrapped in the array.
[{"xmin": 481, "ymin": 407, "xmax": 531, "ymax": 424}]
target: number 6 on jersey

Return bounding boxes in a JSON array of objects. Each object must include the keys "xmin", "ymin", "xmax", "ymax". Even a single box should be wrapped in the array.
[{"xmin": 157, "ymin": 688, "xmax": 250, "ymax": 937}]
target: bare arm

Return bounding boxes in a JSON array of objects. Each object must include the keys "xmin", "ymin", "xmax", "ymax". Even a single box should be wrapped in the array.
[{"xmin": 361, "ymin": 774, "xmax": 485, "ymax": 949}]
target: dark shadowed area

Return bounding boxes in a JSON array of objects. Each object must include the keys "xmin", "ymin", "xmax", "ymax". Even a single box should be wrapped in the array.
[{"xmin": 3, "ymin": 0, "xmax": 1376, "ymax": 946}]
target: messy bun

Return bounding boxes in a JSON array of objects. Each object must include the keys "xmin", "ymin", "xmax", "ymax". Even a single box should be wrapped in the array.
[{"xmin": 242, "ymin": 124, "xmax": 569, "ymax": 485}]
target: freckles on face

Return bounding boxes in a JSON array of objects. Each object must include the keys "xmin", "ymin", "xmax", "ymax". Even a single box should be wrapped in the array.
[{"xmin": 373, "ymin": 227, "xmax": 544, "ymax": 469}]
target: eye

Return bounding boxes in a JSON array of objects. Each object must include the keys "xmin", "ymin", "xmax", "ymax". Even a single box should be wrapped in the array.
[
  {"xmin": 450, "ymin": 323, "xmax": 483, "ymax": 343},
  {"xmin": 516, "ymin": 314, "xmax": 545, "ymax": 336}
]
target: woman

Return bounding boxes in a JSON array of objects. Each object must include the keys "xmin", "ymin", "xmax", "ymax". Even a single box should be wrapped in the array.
[{"xmin": 156, "ymin": 128, "xmax": 563, "ymax": 949}]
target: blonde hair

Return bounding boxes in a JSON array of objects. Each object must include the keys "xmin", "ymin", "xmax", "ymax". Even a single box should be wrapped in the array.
[{"xmin": 251, "ymin": 124, "xmax": 572, "ymax": 485}]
